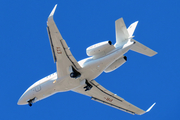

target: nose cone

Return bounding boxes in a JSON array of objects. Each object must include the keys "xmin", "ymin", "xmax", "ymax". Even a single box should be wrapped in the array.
[
  {"xmin": 17, "ymin": 95, "xmax": 28, "ymax": 105},
  {"xmin": 17, "ymin": 87, "xmax": 34, "ymax": 105},
  {"xmin": 18, "ymin": 79, "xmax": 42, "ymax": 105}
]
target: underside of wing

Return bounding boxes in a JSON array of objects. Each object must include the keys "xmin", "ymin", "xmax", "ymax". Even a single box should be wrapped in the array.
[
  {"xmin": 72, "ymin": 80, "xmax": 155, "ymax": 115},
  {"xmin": 47, "ymin": 5, "xmax": 82, "ymax": 77}
]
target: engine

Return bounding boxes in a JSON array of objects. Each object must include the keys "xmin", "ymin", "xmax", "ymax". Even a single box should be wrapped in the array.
[
  {"xmin": 104, "ymin": 56, "xmax": 127, "ymax": 73},
  {"xmin": 86, "ymin": 41, "xmax": 113, "ymax": 56}
]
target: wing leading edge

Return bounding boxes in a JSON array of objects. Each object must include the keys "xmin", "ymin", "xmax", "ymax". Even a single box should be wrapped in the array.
[
  {"xmin": 47, "ymin": 5, "xmax": 81, "ymax": 77},
  {"xmin": 72, "ymin": 80, "xmax": 155, "ymax": 115}
]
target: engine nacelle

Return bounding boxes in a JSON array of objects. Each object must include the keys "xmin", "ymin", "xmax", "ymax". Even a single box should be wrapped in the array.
[
  {"xmin": 104, "ymin": 56, "xmax": 127, "ymax": 73},
  {"xmin": 86, "ymin": 41, "xmax": 112, "ymax": 56}
]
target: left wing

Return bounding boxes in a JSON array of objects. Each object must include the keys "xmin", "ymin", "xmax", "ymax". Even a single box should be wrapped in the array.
[
  {"xmin": 47, "ymin": 5, "xmax": 81, "ymax": 77},
  {"xmin": 72, "ymin": 80, "xmax": 155, "ymax": 115}
]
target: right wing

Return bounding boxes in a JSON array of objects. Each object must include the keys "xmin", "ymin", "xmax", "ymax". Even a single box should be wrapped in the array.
[
  {"xmin": 47, "ymin": 5, "xmax": 82, "ymax": 77},
  {"xmin": 72, "ymin": 80, "xmax": 155, "ymax": 115}
]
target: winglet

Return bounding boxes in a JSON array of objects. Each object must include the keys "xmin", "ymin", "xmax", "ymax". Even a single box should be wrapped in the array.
[
  {"xmin": 146, "ymin": 102, "xmax": 156, "ymax": 113},
  {"xmin": 48, "ymin": 4, "xmax": 57, "ymax": 19}
]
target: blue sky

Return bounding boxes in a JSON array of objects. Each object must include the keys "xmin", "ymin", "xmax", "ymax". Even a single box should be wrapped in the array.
[{"xmin": 0, "ymin": 0, "xmax": 179, "ymax": 120}]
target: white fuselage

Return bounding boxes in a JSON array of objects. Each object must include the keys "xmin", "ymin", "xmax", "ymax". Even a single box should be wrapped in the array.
[{"xmin": 17, "ymin": 41, "xmax": 134, "ymax": 105}]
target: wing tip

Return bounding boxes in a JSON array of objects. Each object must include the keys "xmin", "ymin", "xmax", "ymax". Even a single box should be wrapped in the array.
[
  {"xmin": 150, "ymin": 52, "xmax": 158, "ymax": 57},
  {"xmin": 48, "ymin": 4, "xmax": 58, "ymax": 19},
  {"xmin": 137, "ymin": 102, "xmax": 156, "ymax": 115},
  {"xmin": 146, "ymin": 102, "xmax": 156, "ymax": 112}
]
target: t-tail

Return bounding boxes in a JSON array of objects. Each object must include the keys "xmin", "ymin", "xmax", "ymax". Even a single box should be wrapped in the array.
[{"xmin": 114, "ymin": 18, "xmax": 157, "ymax": 57}]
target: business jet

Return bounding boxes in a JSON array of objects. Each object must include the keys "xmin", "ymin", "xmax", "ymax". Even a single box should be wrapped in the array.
[{"xmin": 17, "ymin": 4, "xmax": 157, "ymax": 115}]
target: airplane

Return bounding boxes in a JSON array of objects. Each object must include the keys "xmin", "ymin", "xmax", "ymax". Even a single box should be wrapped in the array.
[{"xmin": 17, "ymin": 4, "xmax": 157, "ymax": 115}]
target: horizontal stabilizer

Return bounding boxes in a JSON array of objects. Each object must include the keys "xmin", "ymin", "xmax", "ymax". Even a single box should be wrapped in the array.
[{"xmin": 131, "ymin": 39, "xmax": 157, "ymax": 57}]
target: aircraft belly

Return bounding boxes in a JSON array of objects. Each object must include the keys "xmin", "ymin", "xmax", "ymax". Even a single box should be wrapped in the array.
[
  {"xmin": 56, "ymin": 75, "xmax": 81, "ymax": 92},
  {"xmin": 80, "ymin": 45, "xmax": 132, "ymax": 80},
  {"xmin": 35, "ymin": 41, "xmax": 134, "ymax": 100},
  {"xmin": 34, "ymin": 80, "xmax": 57, "ymax": 102}
]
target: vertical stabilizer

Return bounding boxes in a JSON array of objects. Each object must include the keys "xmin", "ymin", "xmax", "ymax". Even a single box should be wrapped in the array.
[
  {"xmin": 115, "ymin": 18, "xmax": 129, "ymax": 47},
  {"xmin": 127, "ymin": 21, "xmax": 138, "ymax": 37},
  {"xmin": 114, "ymin": 18, "xmax": 157, "ymax": 57}
]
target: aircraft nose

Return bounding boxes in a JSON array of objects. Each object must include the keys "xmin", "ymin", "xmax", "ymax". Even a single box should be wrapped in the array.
[
  {"xmin": 17, "ymin": 88, "xmax": 34, "ymax": 105},
  {"xmin": 17, "ymin": 95, "xmax": 27, "ymax": 105},
  {"xmin": 18, "ymin": 80, "xmax": 42, "ymax": 105}
]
